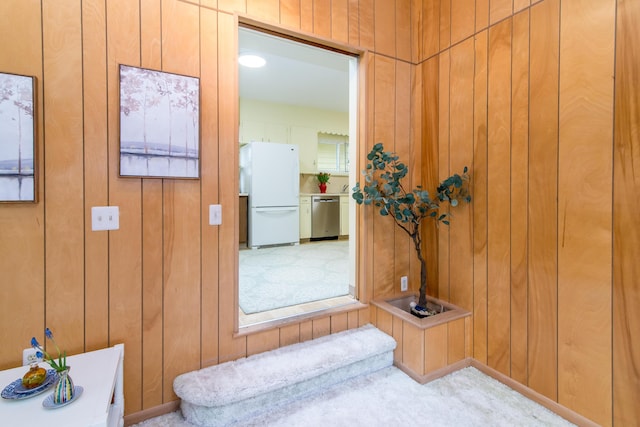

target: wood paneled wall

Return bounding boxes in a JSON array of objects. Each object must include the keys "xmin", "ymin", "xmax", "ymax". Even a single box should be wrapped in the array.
[
  {"xmin": 0, "ymin": 0, "xmax": 408, "ymax": 418},
  {"xmin": 0, "ymin": 1, "xmax": 637, "ymax": 426},
  {"xmin": 415, "ymin": 0, "xmax": 638, "ymax": 425}
]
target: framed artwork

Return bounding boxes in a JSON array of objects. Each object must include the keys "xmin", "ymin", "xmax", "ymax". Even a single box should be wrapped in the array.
[
  {"xmin": 119, "ymin": 64, "xmax": 200, "ymax": 178},
  {"xmin": 0, "ymin": 72, "xmax": 36, "ymax": 203}
]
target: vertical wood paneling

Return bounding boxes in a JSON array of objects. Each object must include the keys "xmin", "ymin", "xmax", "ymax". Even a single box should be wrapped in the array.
[
  {"xmin": 217, "ymin": 12, "xmax": 247, "ymax": 363},
  {"xmin": 160, "ymin": 0, "xmax": 202, "ymax": 402},
  {"xmin": 300, "ymin": 0, "xmax": 313, "ymax": 33},
  {"xmin": 528, "ymin": 0, "xmax": 559, "ymax": 400},
  {"xmin": 348, "ymin": 0, "xmax": 360, "ymax": 46},
  {"xmin": 82, "ymin": 0, "xmax": 110, "ymax": 353},
  {"xmin": 510, "ymin": 8, "xmax": 529, "ymax": 385},
  {"xmin": 439, "ymin": 0, "xmax": 451, "ymax": 50},
  {"xmin": 247, "ymin": 329, "xmax": 280, "ymax": 356},
  {"xmin": 557, "ymin": 0, "xmax": 615, "ymax": 424},
  {"xmin": 490, "ymin": 0, "xmax": 512, "ymax": 25},
  {"xmin": 476, "ymin": 0, "xmax": 489, "ymax": 31},
  {"xmin": 514, "ymin": 0, "xmax": 530, "ymax": 13},
  {"xmin": 403, "ymin": 322, "xmax": 425, "ymax": 375},
  {"xmin": 409, "ymin": 53, "xmax": 423, "ymax": 291},
  {"xmin": 472, "ymin": 29, "xmax": 489, "ymax": 365},
  {"xmin": 106, "ymin": 0, "xmax": 143, "ymax": 412},
  {"xmin": 331, "ymin": 0, "xmax": 349, "ymax": 44},
  {"xmin": 613, "ymin": 0, "xmax": 640, "ymax": 424},
  {"xmin": 141, "ymin": 0, "xmax": 162, "ymax": 68},
  {"xmin": 448, "ymin": 38, "xmax": 474, "ymax": 313},
  {"xmin": 422, "ymin": 0, "xmax": 440, "ymax": 60},
  {"xmin": 163, "ymin": 181, "xmax": 202, "ymax": 400},
  {"xmin": 139, "ymin": 0, "xmax": 164, "ymax": 409},
  {"xmin": 396, "ymin": 0, "xmax": 412, "ymax": 62},
  {"xmin": 394, "ymin": 61, "xmax": 411, "ymax": 292},
  {"xmin": 375, "ymin": 0, "xmax": 396, "ymax": 57},
  {"xmin": 141, "ymin": 179, "xmax": 164, "ymax": 408},
  {"xmin": 218, "ymin": 0, "xmax": 246, "ymax": 13},
  {"xmin": 376, "ymin": 307, "xmax": 393, "ymax": 336},
  {"xmin": 448, "ymin": 318, "xmax": 466, "ymax": 364},
  {"xmin": 486, "ymin": 18, "xmax": 511, "ymax": 376},
  {"xmin": 43, "ymin": 0, "xmax": 85, "ymax": 356},
  {"xmin": 330, "ymin": 312, "xmax": 349, "ymax": 333},
  {"xmin": 348, "ymin": 310, "xmax": 360, "ymax": 329},
  {"xmin": 313, "ymin": 0, "xmax": 331, "ymax": 38},
  {"xmin": 200, "ymin": 7, "xmax": 220, "ymax": 368},
  {"xmin": 437, "ymin": 51, "xmax": 450, "ymax": 299},
  {"xmin": 451, "ymin": 0, "xmax": 475, "ymax": 45},
  {"xmin": 279, "ymin": 0, "xmax": 300, "ymax": 29},
  {"xmin": 0, "ymin": 0, "xmax": 44, "ymax": 370},
  {"xmin": 359, "ymin": 0, "xmax": 375, "ymax": 51},
  {"xmin": 420, "ymin": 56, "xmax": 440, "ymax": 297},
  {"xmin": 360, "ymin": 51, "xmax": 376, "ymax": 304},
  {"xmin": 312, "ymin": 317, "xmax": 331, "ymax": 338},
  {"xmin": 2, "ymin": 2, "xmax": 638, "ymax": 424},
  {"xmin": 299, "ymin": 320, "xmax": 313, "ymax": 341},
  {"xmin": 279, "ymin": 324, "xmax": 301, "ymax": 347},
  {"xmin": 372, "ymin": 55, "xmax": 396, "ymax": 299},
  {"xmin": 425, "ymin": 322, "xmax": 448, "ymax": 372},
  {"xmin": 392, "ymin": 315, "xmax": 404, "ymax": 363},
  {"xmin": 247, "ymin": 0, "xmax": 279, "ymax": 22}
]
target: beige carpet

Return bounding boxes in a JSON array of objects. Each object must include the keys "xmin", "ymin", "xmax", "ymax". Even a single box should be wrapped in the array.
[
  {"xmin": 132, "ymin": 366, "xmax": 575, "ymax": 427},
  {"xmin": 239, "ymin": 240, "xmax": 349, "ymax": 314}
]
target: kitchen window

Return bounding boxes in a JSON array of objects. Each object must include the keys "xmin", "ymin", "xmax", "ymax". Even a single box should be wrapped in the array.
[{"xmin": 317, "ymin": 133, "xmax": 349, "ymax": 173}]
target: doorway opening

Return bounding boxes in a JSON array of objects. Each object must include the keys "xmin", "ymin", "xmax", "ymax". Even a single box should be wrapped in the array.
[{"xmin": 238, "ymin": 25, "xmax": 359, "ymax": 327}]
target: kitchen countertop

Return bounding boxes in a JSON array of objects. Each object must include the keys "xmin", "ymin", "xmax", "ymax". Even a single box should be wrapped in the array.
[{"xmin": 300, "ymin": 192, "xmax": 349, "ymax": 197}]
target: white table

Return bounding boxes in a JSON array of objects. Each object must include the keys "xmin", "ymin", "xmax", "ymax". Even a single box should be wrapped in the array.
[{"xmin": 0, "ymin": 344, "xmax": 124, "ymax": 427}]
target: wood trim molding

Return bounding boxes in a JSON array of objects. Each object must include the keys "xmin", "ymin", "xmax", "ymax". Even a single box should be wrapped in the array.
[
  {"xmin": 395, "ymin": 357, "xmax": 472, "ymax": 384},
  {"xmin": 123, "ymin": 400, "xmax": 180, "ymax": 427}
]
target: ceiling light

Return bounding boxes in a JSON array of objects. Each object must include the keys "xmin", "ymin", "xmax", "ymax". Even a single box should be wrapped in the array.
[{"xmin": 238, "ymin": 54, "xmax": 266, "ymax": 68}]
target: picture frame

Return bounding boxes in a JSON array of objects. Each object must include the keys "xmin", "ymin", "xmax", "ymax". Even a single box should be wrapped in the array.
[
  {"xmin": 0, "ymin": 72, "xmax": 36, "ymax": 203},
  {"xmin": 119, "ymin": 64, "xmax": 200, "ymax": 178}
]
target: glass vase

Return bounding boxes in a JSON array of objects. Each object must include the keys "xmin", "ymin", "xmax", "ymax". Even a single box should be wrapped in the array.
[{"xmin": 53, "ymin": 367, "xmax": 75, "ymax": 404}]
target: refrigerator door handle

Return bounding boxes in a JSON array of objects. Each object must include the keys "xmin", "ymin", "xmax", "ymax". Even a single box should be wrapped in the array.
[{"xmin": 255, "ymin": 207, "xmax": 298, "ymax": 213}]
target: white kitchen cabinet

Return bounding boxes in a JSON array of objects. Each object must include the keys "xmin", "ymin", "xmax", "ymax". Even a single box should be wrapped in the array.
[
  {"xmin": 340, "ymin": 195, "xmax": 349, "ymax": 236},
  {"xmin": 240, "ymin": 121, "xmax": 289, "ymax": 143},
  {"xmin": 291, "ymin": 126, "xmax": 318, "ymax": 174},
  {"xmin": 300, "ymin": 196, "xmax": 311, "ymax": 239}
]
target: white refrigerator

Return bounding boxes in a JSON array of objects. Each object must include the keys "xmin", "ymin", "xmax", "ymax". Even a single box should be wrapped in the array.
[{"xmin": 240, "ymin": 142, "xmax": 300, "ymax": 248}]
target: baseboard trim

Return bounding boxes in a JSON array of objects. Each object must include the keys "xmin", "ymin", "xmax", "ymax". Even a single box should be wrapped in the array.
[
  {"xmin": 394, "ymin": 357, "xmax": 473, "ymax": 384},
  {"xmin": 469, "ymin": 360, "xmax": 599, "ymax": 427},
  {"xmin": 123, "ymin": 400, "xmax": 180, "ymax": 426}
]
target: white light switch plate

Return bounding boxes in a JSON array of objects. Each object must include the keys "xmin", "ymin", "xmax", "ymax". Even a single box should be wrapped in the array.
[
  {"xmin": 92, "ymin": 206, "xmax": 119, "ymax": 231},
  {"xmin": 209, "ymin": 204, "xmax": 222, "ymax": 225}
]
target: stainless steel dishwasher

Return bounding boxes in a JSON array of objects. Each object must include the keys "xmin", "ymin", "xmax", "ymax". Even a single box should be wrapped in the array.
[{"xmin": 311, "ymin": 195, "xmax": 340, "ymax": 239}]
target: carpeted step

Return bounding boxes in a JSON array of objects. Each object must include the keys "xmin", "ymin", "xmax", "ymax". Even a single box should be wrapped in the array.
[{"xmin": 173, "ymin": 324, "xmax": 396, "ymax": 427}]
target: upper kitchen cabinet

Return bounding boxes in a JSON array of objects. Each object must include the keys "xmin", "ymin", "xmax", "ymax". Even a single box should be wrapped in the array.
[
  {"xmin": 291, "ymin": 126, "xmax": 318, "ymax": 174},
  {"xmin": 239, "ymin": 120, "xmax": 289, "ymax": 144}
]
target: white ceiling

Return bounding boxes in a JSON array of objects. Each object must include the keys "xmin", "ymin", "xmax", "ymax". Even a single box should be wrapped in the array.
[{"xmin": 238, "ymin": 27, "xmax": 351, "ymax": 113}]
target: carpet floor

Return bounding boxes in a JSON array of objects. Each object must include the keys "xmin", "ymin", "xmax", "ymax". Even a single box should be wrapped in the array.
[
  {"xmin": 239, "ymin": 240, "xmax": 350, "ymax": 314},
  {"xmin": 131, "ymin": 366, "xmax": 575, "ymax": 427}
]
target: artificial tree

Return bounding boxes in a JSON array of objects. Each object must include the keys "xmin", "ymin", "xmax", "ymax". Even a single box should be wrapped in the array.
[{"xmin": 352, "ymin": 143, "xmax": 471, "ymax": 318}]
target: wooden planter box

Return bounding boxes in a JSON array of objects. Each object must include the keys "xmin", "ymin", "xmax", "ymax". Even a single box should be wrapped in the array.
[{"xmin": 371, "ymin": 294, "xmax": 472, "ymax": 384}]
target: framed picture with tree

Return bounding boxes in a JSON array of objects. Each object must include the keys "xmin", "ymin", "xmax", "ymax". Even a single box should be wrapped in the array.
[
  {"xmin": 0, "ymin": 72, "xmax": 36, "ymax": 203},
  {"xmin": 119, "ymin": 64, "xmax": 200, "ymax": 178}
]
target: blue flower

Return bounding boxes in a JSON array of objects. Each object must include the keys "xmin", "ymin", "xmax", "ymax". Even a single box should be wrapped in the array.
[{"xmin": 29, "ymin": 328, "xmax": 67, "ymax": 372}]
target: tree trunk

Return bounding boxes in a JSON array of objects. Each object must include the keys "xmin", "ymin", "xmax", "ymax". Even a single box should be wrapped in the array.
[{"xmin": 412, "ymin": 230, "xmax": 428, "ymax": 308}]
